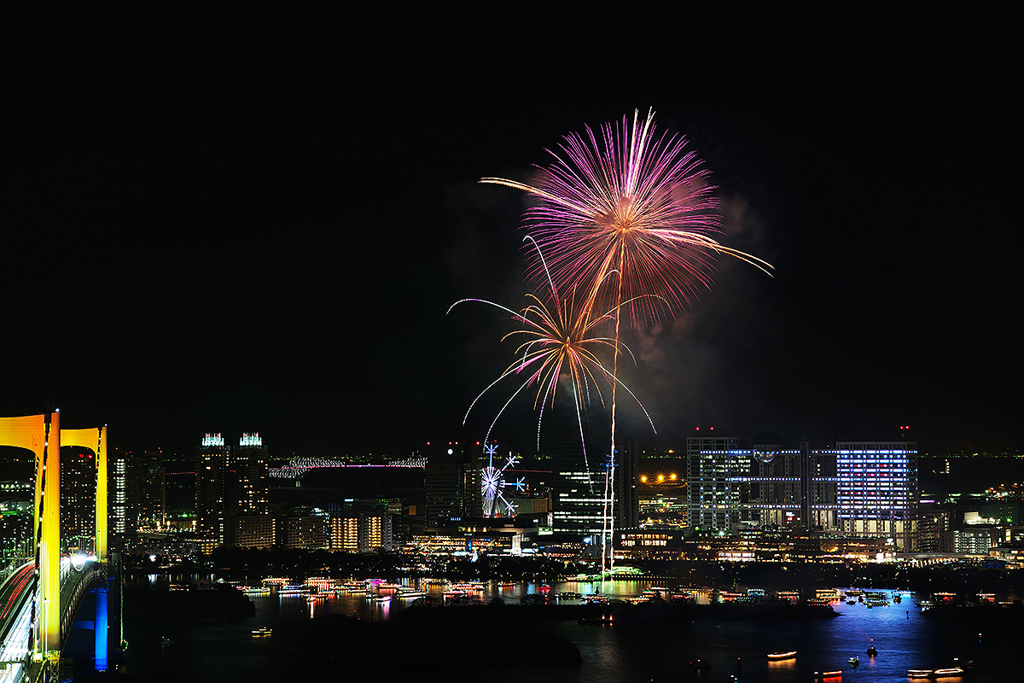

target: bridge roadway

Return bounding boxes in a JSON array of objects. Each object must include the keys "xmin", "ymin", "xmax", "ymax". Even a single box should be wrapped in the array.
[{"xmin": 0, "ymin": 559, "xmax": 103, "ymax": 683}]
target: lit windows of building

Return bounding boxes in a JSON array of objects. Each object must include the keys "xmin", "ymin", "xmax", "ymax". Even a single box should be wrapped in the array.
[
  {"xmin": 833, "ymin": 441, "xmax": 919, "ymax": 551},
  {"xmin": 229, "ymin": 515, "xmax": 276, "ymax": 549},
  {"xmin": 686, "ymin": 436, "xmax": 753, "ymax": 533},
  {"xmin": 195, "ymin": 433, "xmax": 229, "ymax": 544}
]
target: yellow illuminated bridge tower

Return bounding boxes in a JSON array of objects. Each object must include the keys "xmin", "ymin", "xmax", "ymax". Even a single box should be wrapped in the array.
[{"xmin": 0, "ymin": 412, "xmax": 108, "ymax": 674}]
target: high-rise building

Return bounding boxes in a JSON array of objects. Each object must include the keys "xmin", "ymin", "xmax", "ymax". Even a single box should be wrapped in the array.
[
  {"xmin": 195, "ymin": 432, "xmax": 271, "ymax": 547},
  {"xmin": 551, "ymin": 442, "xmax": 605, "ymax": 542},
  {"xmin": 231, "ymin": 433, "xmax": 269, "ymax": 516},
  {"xmin": 832, "ymin": 441, "xmax": 919, "ymax": 550},
  {"xmin": 424, "ymin": 441, "xmax": 481, "ymax": 528},
  {"xmin": 133, "ymin": 451, "xmax": 166, "ymax": 529},
  {"xmin": 743, "ymin": 442, "xmax": 838, "ymax": 531},
  {"xmin": 686, "ymin": 435, "xmax": 753, "ymax": 533},
  {"xmin": 61, "ymin": 447, "xmax": 97, "ymax": 553},
  {"xmin": 195, "ymin": 433, "xmax": 229, "ymax": 543},
  {"xmin": 110, "ymin": 450, "xmax": 129, "ymax": 537}
]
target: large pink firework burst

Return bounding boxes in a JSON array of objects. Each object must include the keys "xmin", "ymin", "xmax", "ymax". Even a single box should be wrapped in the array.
[
  {"xmin": 481, "ymin": 109, "xmax": 772, "ymax": 327},
  {"xmin": 481, "ymin": 110, "xmax": 772, "ymax": 573}
]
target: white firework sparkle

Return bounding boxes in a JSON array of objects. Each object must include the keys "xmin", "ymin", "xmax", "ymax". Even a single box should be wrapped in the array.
[{"xmin": 481, "ymin": 443, "xmax": 524, "ymax": 517}]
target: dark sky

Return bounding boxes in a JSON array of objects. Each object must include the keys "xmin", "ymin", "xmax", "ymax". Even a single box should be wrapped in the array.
[{"xmin": 4, "ymin": 8, "xmax": 1019, "ymax": 457}]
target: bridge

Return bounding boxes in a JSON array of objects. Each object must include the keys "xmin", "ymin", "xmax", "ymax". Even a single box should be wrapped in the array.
[{"xmin": 0, "ymin": 413, "xmax": 112, "ymax": 682}]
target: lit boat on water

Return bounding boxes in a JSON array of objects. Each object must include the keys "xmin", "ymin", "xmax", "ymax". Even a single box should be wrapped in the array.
[
  {"xmin": 813, "ymin": 671, "xmax": 842, "ymax": 680},
  {"xmin": 251, "ymin": 627, "xmax": 272, "ymax": 637},
  {"xmin": 767, "ymin": 651, "xmax": 797, "ymax": 661},
  {"xmin": 907, "ymin": 668, "xmax": 964, "ymax": 679}
]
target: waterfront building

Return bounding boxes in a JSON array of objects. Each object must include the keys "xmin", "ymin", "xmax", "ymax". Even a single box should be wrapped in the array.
[
  {"xmin": 330, "ymin": 514, "xmax": 360, "ymax": 552},
  {"xmin": 954, "ymin": 525, "xmax": 996, "ymax": 555},
  {"xmin": 278, "ymin": 513, "xmax": 329, "ymax": 549},
  {"xmin": 228, "ymin": 514, "xmax": 276, "ymax": 549},
  {"xmin": 638, "ymin": 464, "xmax": 687, "ymax": 528},
  {"xmin": 329, "ymin": 510, "xmax": 392, "ymax": 552},
  {"xmin": 832, "ymin": 440, "xmax": 919, "ymax": 551},
  {"xmin": 686, "ymin": 435, "xmax": 753, "ymax": 533},
  {"xmin": 551, "ymin": 442, "xmax": 604, "ymax": 542},
  {"xmin": 550, "ymin": 441, "xmax": 639, "ymax": 545},
  {"xmin": 918, "ymin": 510, "xmax": 954, "ymax": 553},
  {"xmin": 616, "ymin": 527, "xmax": 684, "ymax": 560},
  {"xmin": 743, "ymin": 442, "xmax": 838, "ymax": 531}
]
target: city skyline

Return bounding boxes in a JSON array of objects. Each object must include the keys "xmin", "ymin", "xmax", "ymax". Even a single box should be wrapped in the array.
[{"xmin": 3, "ymin": 10, "xmax": 1018, "ymax": 457}]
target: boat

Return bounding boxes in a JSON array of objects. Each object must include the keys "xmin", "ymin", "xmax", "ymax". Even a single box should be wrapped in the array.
[
  {"xmin": 848, "ymin": 657, "xmax": 859, "ymax": 666},
  {"xmin": 846, "ymin": 600, "xmax": 857, "ymax": 605},
  {"xmin": 866, "ymin": 646, "xmax": 877, "ymax": 657},
  {"xmin": 812, "ymin": 671, "xmax": 842, "ymax": 680},
  {"xmin": 906, "ymin": 668, "xmax": 964, "ymax": 679},
  {"xmin": 251, "ymin": 627, "xmax": 272, "ymax": 637},
  {"xmin": 932, "ymin": 668, "xmax": 964, "ymax": 678},
  {"xmin": 767, "ymin": 651, "xmax": 797, "ymax": 661},
  {"xmin": 578, "ymin": 614, "xmax": 614, "ymax": 626},
  {"xmin": 689, "ymin": 659, "xmax": 711, "ymax": 669}
]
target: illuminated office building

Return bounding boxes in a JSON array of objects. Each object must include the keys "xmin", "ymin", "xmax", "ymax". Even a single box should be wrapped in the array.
[
  {"xmin": 331, "ymin": 511, "xmax": 393, "ymax": 552},
  {"xmin": 279, "ymin": 513, "xmax": 329, "ymax": 549},
  {"xmin": 61, "ymin": 447, "xmax": 97, "ymax": 552},
  {"xmin": 424, "ymin": 441, "xmax": 482, "ymax": 528},
  {"xmin": 832, "ymin": 441, "xmax": 918, "ymax": 550},
  {"xmin": 686, "ymin": 436, "xmax": 753, "ymax": 533},
  {"xmin": 195, "ymin": 433, "xmax": 229, "ymax": 543},
  {"xmin": 229, "ymin": 515, "xmax": 276, "ymax": 549},
  {"xmin": 195, "ymin": 432, "xmax": 271, "ymax": 547},
  {"xmin": 230, "ymin": 433, "xmax": 269, "ymax": 518},
  {"xmin": 551, "ymin": 442, "xmax": 638, "ymax": 543},
  {"xmin": 744, "ymin": 443, "xmax": 838, "ymax": 531}
]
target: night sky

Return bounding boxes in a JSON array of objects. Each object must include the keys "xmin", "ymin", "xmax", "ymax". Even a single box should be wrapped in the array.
[{"xmin": 4, "ymin": 8, "xmax": 1018, "ymax": 457}]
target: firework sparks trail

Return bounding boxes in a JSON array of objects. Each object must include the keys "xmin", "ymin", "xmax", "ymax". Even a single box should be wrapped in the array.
[
  {"xmin": 481, "ymin": 109, "xmax": 774, "ymax": 574},
  {"xmin": 447, "ymin": 237, "xmax": 657, "ymax": 491},
  {"xmin": 481, "ymin": 443, "xmax": 525, "ymax": 518}
]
